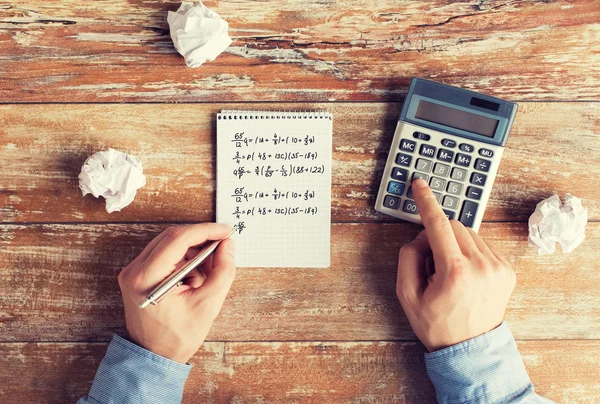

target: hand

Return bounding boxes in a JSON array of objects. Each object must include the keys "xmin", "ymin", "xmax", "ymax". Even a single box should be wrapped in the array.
[
  {"xmin": 396, "ymin": 178, "xmax": 516, "ymax": 352},
  {"xmin": 118, "ymin": 223, "xmax": 236, "ymax": 363}
]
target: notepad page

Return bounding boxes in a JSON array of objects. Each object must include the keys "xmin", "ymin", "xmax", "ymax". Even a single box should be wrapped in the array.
[{"xmin": 216, "ymin": 110, "xmax": 332, "ymax": 268}]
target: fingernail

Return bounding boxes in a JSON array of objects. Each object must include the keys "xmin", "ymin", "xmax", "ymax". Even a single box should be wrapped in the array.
[
  {"xmin": 412, "ymin": 177, "xmax": 428, "ymax": 189},
  {"xmin": 226, "ymin": 239, "xmax": 235, "ymax": 255}
]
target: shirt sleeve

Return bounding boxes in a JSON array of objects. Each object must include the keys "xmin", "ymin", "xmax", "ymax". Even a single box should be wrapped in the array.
[
  {"xmin": 424, "ymin": 322, "xmax": 554, "ymax": 404},
  {"xmin": 77, "ymin": 334, "xmax": 191, "ymax": 404}
]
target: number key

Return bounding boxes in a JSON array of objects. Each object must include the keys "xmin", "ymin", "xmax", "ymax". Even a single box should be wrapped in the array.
[
  {"xmin": 433, "ymin": 163, "xmax": 450, "ymax": 178},
  {"xmin": 383, "ymin": 195, "xmax": 401, "ymax": 210},
  {"xmin": 403, "ymin": 200, "xmax": 419, "ymax": 215},
  {"xmin": 442, "ymin": 195, "xmax": 460, "ymax": 210},
  {"xmin": 451, "ymin": 167, "xmax": 467, "ymax": 182},
  {"xmin": 415, "ymin": 158, "xmax": 433, "ymax": 173},
  {"xmin": 412, "ymin": 172, "xmax": 429, "ymax": 182},
  {"xmin": 429, "ymin": 177, "xmax": 446, "ymax": 192},
  {"xmin": 446, "ymin": 181, "xmax": 463, "ymax": 196}
]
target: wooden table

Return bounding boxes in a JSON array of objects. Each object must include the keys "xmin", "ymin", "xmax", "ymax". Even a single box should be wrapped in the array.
[{"xmin": 1, "ymin": 1, "xmax": 599, "ymax": 402}]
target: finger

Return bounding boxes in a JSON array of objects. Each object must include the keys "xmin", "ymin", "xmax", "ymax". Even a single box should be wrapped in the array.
[
  {"xmin": 397, "ymin": 230, "xmax": 431, "ymax": 306},
  {"xmin": 192, "ymin": 238, "xmax": 236, "ymax": 305},
  {"xmin": 183, "ymin": 267, "xmax": 206, "ymax": 288},
  {"xmin": 411, "ymin": 178, "xmax": 462, "ymax": 261},
  {"xmin": 465, "ymin": 227, "xmax": 494, "ymax": 256},
  {"xmin": 487, "ymin": 242, "xmax": 511, "ymax": 269},
  {"xmin": 142, "ymin": 223, "xmax": 232, "ymax": 285},
  {"xmin": 450, "ymin": 220, "xmax": 480, "ymax": 258}
]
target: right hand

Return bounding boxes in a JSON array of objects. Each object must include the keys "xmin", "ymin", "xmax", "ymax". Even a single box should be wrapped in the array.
[
  {"xmin": 396, "ymin": 178, "xmax": 516, "ymax": 352},
  {"xmin": 118, "ymin": 223, "xmax": 236, "ymax": 363}
]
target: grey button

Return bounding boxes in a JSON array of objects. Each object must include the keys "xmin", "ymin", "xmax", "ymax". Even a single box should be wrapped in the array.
[
  {"xmin": 479, "ymin": 148, "xmax": 494, "ymax": 158},
  {"xmin": 475, "ymin": 158, "xmax": 491, "ymax": 172},
  {"xmin": 442, "ymin": 195, "xmax": 460, "ymax": 210},
  {"xmin": 403, "ymin": 199, "xmax": 419, "ymax": 215},
  {"xmin": 383, "ymin": 195, "xmax": 401, "ymax": 210},
  {"xmin": 400, "ymin": 139, "xmax": 416, "ymax": 153},
  {"xmin": 391, "ymin": 167, "xmax": 409, "ymax": 181},
  {"xmin": 437, "ymin": 148, "xmax": 454, "ymax": 163},
  {"xmin": 395, "ymin": 153, "xmax": 412, "ymax": 167},
  {"xmin": 466, "ymin": 186, "xmax": 483, "ymax": 200},
  {"xmin": 459, "ymin": 143, "xmax": 474, "ymax": 153},
  {"xmin": 419, "ymin": 144, "xmax": 436, "ymax": 158},
  {"xmin": 470, "ymin": 172, "xmax": 487, "ymax": 186},
  {"xmin": 451, "ymin": 167, "xmax": 468, "ymax": 181},
  {"xmin": 415, "ymin": 158, "xmax": 433, "ymax": 173},
  {"xmin": 455, "ymin": 153, "xmax": 471, "ymax": 167},
  {"xmin": 412, "ymin": 172, "xmax": 429, "ymax": 182},
  {"xmin": 459, "ymin": 200, "xmax": 479, "ymax": 228},
  {"xmin": 446, "ymin": 181, "xmax": 463, "ymax": 196},
  {"xmin": 433, "ymin": 163, "xmax": 450, "ymax": 178},
  {"xmin": 429, "ymin": 177, "xmax": 446, "ymax": 192},
  {"xmin": 433, "ymin": 192, "xmax": 443, "ymax": 204}
]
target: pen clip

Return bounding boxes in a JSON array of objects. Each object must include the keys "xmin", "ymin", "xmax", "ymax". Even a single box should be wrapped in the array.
[{"xmin": 150, "ymin": 280, "xmax": 184, "ymax": 305}]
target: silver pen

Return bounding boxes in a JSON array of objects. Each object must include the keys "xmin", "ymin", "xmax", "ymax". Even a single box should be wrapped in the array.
[{"xmin": 139, "ymin": 229, "xmax": 236, "ymax": 309}]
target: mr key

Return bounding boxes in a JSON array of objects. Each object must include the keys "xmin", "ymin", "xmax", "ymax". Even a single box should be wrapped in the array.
[{"xmin": 375, "ymin": 78, "xmax": 518, "ymax": 232}]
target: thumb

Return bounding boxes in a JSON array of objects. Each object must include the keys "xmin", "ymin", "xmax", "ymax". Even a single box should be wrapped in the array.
[
  {"xmin": 192, "ymin": 238, "xmax": 236, "ymax": 305},
  {"xmin": 397, "ymin": 230, "xmax": 431, "ymax": 306}
]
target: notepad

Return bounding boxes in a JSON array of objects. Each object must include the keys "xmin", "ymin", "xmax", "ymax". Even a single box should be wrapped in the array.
[{"xmin": 216, "ymin": 110, "xmax": 332, "ymax": 268}]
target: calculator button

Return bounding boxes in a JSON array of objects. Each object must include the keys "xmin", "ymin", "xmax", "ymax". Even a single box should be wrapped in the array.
[
  {"xmin": 415, "ymin": 158, "xmax": 433, "ymax": 173},
  {"xmin": 413, "ymin": 131, "xmax": 431, "ymax": 141},
  {"xmin": 387, "ymin": 181, "xmax": 405, "ymax": 196},
  {"xmin": 429, "ymin": 177, "xmax": 446, "ymax": 192},
  {"xmin": 400, "ymin": 139, "xmax": 416, "ymax": 153},
  {"xmin": 459, "ymin": 200, "xmax": 479, "ymax": 228},
  {"xmin": 455, "ymin": 153, "xmax": 471, "ymax": 167},
  {"xmin": 433, "ymin": 163, "xmax": 450, "ymax": 178},
  {"xmin": 395, "ymin": 153, "xmax": 412, "ymax": 167},
  {"xmin": 479, "ymin": 148, "xmax": 494, "ymax": 158},
  {"xmin": 443, "ymin": 209, "xmax": 456, "ymax": 220},
  {"xmin": 450, "ymin": 167, "xmax": 468, "ymax": 182},
  {"xmin": 383, "ymin": 195, "xmax": 401, "ymax": 210},
  {"xmin": 466, "ymin": 186, "xmax": 483, "ymax": 200},
  {"xmin": 442, "ymin": 195, "xmax": 460, "ymax": 210},
  {"xmin": 407, "ymin": 186, "xmax": 413, "ymax": 199},
  {"xmin": 419, "ymin": 144, "xmax": 436, "ymax": 158},
  {"xmin": 470, "ymin": 172, "xmax": 487, "ymax": 186},
  {"xmin": 475, "ymin": 158, "xmax": 491, "ymax": 172},
  {"xmin": 403, "ymin": 199, "xmax": 419, "ymax": 215},
  {"xmin": 446, "ymin": 181, "xmax": 463, "ymax": 196},
  {"xmin": 436, "ymin": 148, "xmax": 454, "ymax": 163},
  {"xmin": 412, "ymin": 172, "xmax": 429, "ymax": 182},
  {"xmin": 433, "ymin": 192, "xmax": 443, "ymax": 204},
  {"xmin": 391, "ymin": 167, "xmax": 409, "ymax": 181},
  {"xmin": 459, "ymin": 143, "xmax": 475, "ymax": 153},
  {"xmin": 441, "ymin": 139, "xmax": 457, "ymax": 148}
]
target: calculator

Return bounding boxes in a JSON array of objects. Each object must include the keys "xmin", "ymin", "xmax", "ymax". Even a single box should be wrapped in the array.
[{"xmin": 375, "ymin": 78, "xmax": 518, "ymax": 232}]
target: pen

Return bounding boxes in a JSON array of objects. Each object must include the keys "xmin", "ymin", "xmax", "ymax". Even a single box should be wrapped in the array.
[{"xmin": 139, "ymin": 228, "xmax": 236, "ymax": 309}]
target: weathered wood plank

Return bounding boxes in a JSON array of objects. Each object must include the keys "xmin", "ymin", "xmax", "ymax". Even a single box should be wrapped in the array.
[
  {"xmin": 1, "ymin": 340, "xmax": 599, "ymax": 402},
  {"xmin": 1, "ymin": 102, "xmax": 598, "ymax": 223},
  {"xmin": 1, "ymin": 1, "xmax": 599, "ymax": 102},
  {"xmin": 1, "ymin": 223, "xmax": 599, "ymax": 342}
]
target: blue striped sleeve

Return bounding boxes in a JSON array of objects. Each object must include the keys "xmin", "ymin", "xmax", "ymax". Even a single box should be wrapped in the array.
[
  {"xmin": 424, "ymin": 322, "xmax": 554, "ymax": 404},
  {"xmin": 78, "ymin": 334, "xmax": 191, "ymax": 404}
]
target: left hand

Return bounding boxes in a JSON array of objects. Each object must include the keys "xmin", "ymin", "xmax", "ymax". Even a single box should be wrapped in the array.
[{"xmin": 118, "ymin": 223, "xmax": 236, "ymax": 363}]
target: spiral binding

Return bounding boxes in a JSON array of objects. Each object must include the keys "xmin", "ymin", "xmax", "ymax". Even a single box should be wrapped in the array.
[{"xmin": 217, "ymin": 110, "xmax": 332, "ymax": 120}]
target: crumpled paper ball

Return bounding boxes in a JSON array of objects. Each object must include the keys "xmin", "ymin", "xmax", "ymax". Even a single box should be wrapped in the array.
[
  {"xmin": 78, "ymin": 148, "xmax": 146, "ymax": 213},
  {"xmin": 167, "ymin": 1, "xmax": 232, "ymax": 68},
  {"xmin": 528, "ymin": 193, "xmax": 588, "ymax": 255}
]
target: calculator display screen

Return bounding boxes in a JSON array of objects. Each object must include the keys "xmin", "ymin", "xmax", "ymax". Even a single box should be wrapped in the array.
[{"xmin": 415, "ymin": 100, "xmax": 499, "ymax": 138}]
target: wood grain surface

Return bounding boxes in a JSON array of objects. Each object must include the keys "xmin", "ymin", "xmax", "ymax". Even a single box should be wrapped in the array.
[
  {"xmin": 1, "ymin": 102, "xmax": 599, "ymax": 224},
  {"xmin": 1, "ymin": 0, "xmax": 600, "ymax": 102},
  {"xmin": 1, "ymin": 222, "xmax": 599, "ymax": 342},
  {"xmin": 1, "ymin": 340, "xmax": 599, "ymax": 403}
]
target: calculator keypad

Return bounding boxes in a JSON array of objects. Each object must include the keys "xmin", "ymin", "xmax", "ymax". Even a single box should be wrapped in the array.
[{"xmin": 377, "ymin": 123, "xmax": 503, "ymax": 231}]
